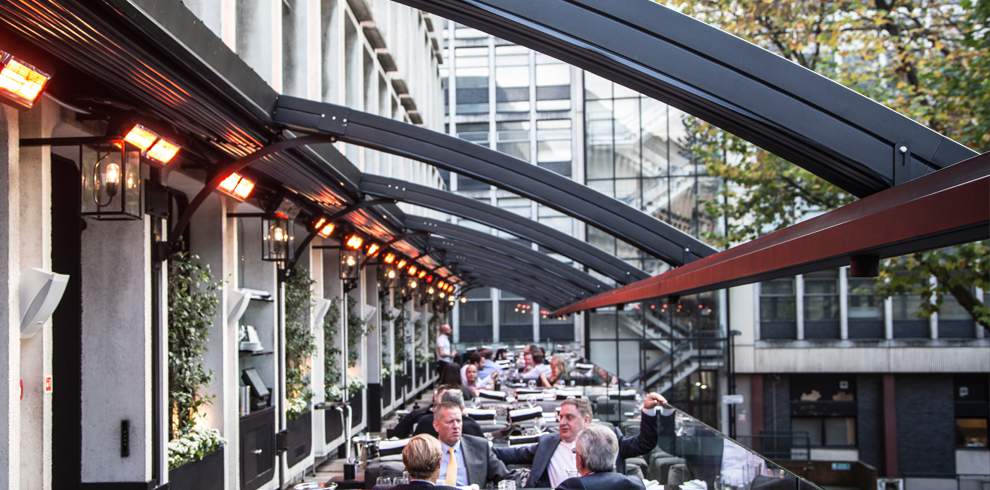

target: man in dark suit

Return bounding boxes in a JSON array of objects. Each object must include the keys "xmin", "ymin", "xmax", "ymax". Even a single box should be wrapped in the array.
[
  {"xmin": 392, "ymin": 433, "xmax": 460, "ymax": 490},
  {"xmin": 495, "ymin": 393, "xmax": 671, "ymax": 488},
  {"xmin": 432, "ymin": 400, "xmax": 511, "ymax": 487},
  {"xmin": 556, "ymin": 424, "xmax": 645, "ymax": 490},
  {"xmin": 390, "ymin": 385, "xmax": 484, "ymax": 438}
]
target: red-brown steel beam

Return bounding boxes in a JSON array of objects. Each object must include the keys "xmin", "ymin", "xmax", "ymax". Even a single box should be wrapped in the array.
[{"xmin": 553, "ymin": 153, "xmax": 990, "ymax": 316}]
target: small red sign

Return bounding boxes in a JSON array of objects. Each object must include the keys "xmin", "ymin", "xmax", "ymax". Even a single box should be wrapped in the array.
[{"xmin": 44, "ymin": 376, "xmax": 53, "ymax": 394}]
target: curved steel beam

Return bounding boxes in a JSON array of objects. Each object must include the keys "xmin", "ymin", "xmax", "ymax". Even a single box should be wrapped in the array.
[
  {"xmin": 433, "ymin": 243, "xmax": 590, "ymax": 300},
  {"xmin": 406, "ymin": 216, "xmax": 608, "ymax": 293},
  {"xmin": 273, "ymin": 96, "xmax": 716, "ymax": 264},
  {"xmin": 443, "ymin": 256, "xmax": 579, "ymax": 303},
  {"xmin": 449, "ymin": 264, "xmax": 574, "ymax": 308},
  {"xmin": 392, "ymin": 0, "xmax": 975, "ymax": 196},
  {"xmin": 361, "ymin": 174, "xmax": 647, "ymax": 283}
]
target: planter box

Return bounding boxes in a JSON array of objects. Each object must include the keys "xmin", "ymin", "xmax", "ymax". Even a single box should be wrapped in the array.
[
  {"xmin": 324, "ymin": 406, "xmax": 344, "ymax": 443},
  {"xmin": 350, "ymin": 392, "xmax": 364, "ymax": 428},
  {"xmin": 285, "ymin": 410, "xmax": 312, "ymax": 468},
  {"xmin": 382, "ymin": 376, "xmax": 393, "ymax": 406},
  {"xmin": 169, "ymin": 446, "xmax": 224, "ymax": 490}
]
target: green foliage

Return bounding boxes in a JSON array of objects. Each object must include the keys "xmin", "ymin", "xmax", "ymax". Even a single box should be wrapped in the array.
[
  {"xmin": 346, "ymin": 294, "xmax": 367, "ymax": 368},
  {"xmin": 347, "ymin": 378, "xmax": 365, "ymax": 398},
  {"xmin": 674, "ymin": 0, "xmax": 989, "ymax": 329},
  {"xmin": 167, "ymin": 427, "xmax": 224, "ymax": 470},
  {"xmin": 381, "ymin": 306, "xmax": 395, "ymax": 369},
  {"xmin": 284, "ymin": 266, "xmax": 316, "ymax": 420},
  {"xmin": 324, "ymin": 298, "xmax": 342, "ymax": 402},
  {"xmin": 393, "ymin": 303, "xmax": 407, "ymax": 374},
  {"xmin": 167, "ymin": 252, "xmax": 220, "ymax": 441}
]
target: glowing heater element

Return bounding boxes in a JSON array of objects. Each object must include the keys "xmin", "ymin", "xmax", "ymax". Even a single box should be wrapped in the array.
[
  {"xmin": 426, "ymin": 275, "xmax": 434, "ymax": 284},
  {"xmin": 217, "ymin": 172, "xmax": 255, "ymax": 200},
  {"xmin": 0, "ymin": 53, "xmax": 49, "ymax": 109},
  {"xmin": 313, "ymin": 218, "xmax": 336, "ymax": 239},
  {"xmin": 345, "ymin": 234, "xmax": 364, "ymax": 250},
  {"xmin": 366, "ymin": 243, "xmax": 380, "ymax": 257},
  {"xmin": 407, "ymin": 265, "xmax": 418, "ymax": 276},
  {"xmin": 146, "ymin": 138, "xmax": 180, "ymax": 164},
  {"xmin": 396, "ymin": 259, "xmax": 408, "ymax": 269},
  {"xmin": 123, "ymin": 124, "xmax": 158, "ymax": 152},
  {"xmin": 417, "ymin": 270, "xmax": 426, "ymax": 279},
  {"xmin": 437, "ymin": 281, "xmax": 446, "ymax": 290},
  {"xmin": 383, "ymin": 252, "xmax": 396, "ymax": 264},
  {"xmin": 123, "ymin": 124, "xmax": 180, "ymax": 164}
]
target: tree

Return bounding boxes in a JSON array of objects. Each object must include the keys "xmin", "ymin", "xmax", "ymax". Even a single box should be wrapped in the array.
[{"xmin": 672, "ymin": 0, "xmax": 989, "ymax": 330}]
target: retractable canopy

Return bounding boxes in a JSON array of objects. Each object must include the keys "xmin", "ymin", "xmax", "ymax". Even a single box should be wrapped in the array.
[
  {"xmin": 393, "ymin": 0, "xmax": 976, "ymax": 196},
  {"xmin": 361, "ymin": 174, "xmax": 647, "ymax": 283},
  {"xmin": 273, "ymin": 96, "xmax": 717, "ymax": 266}
]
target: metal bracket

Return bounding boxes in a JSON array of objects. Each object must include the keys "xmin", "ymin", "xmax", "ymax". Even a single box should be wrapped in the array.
[{"xmin": 154, "ymin": 134, "xmax": 333, "ymax": 262}]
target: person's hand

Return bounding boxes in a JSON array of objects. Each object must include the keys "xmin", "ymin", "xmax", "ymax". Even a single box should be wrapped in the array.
[{"xmin": 642, "ymin": 392, "xmax": 668, "ymax": 410}]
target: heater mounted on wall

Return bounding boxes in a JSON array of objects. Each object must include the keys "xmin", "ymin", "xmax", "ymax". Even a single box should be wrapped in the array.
[{"xmin": 20, "ymin": 268, "xmax": 69, "ymax": 338}]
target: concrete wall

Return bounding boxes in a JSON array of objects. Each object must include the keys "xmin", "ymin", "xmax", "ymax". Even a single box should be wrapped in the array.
[
  {"xmin": 80, "ymin": 217, "xmax": 153, "ymax": 482},
  {"xmin": 0, "ymin": 103, "xmax": 21, "ymax": 490}
]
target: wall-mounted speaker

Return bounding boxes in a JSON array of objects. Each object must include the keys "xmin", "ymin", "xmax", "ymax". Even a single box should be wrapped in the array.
[{"xmin": 20, "ymin": 268, "xmax": 69, "ymax": 338}]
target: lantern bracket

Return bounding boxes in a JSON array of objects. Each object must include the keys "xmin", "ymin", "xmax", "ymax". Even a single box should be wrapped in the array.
[
  {"xmin": 154, "ymin": 134, "xmax": 333, "ymax": 262},
  {"xmin": 279, "ymin": 198, "xmax": 396, "ymax": 280}
]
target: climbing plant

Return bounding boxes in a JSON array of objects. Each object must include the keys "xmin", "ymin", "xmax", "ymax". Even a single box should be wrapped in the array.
[
  {"xmin": 284, "ymin": 266, "xmax": 316, "ymax": 420},
  {"xmin": 346, "ymin": 293, "xmax": 367, "ymax": 368},
  {"xmin": 167, "ymin": 252, "xmax": 221, "ymax": 440},
  {"xmin": 381, "ymin": 305, "xmax": 396, "ymax": 375},
  {"xmin": 393, "ymin": 302, "xmax": 407, "ymax": 375},
  {"xmin": 324, "ymin": 297, "xmax": 342, "ymax": 402}
]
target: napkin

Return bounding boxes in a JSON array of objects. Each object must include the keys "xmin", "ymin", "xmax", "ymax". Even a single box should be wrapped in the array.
[{"xmin": 478, "ymin": 390, "xmax": 508, "ymax": 401}]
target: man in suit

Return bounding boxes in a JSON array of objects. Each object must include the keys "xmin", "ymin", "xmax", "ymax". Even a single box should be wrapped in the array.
[
  {"xmin": 556, "ymin": 424, "xmax": 645, "ymax": 490},
  {"xmin": 413, "ymin": 387, "xmax": 484, "ymax": 438},
  {"xmin": 495, "ymin": 393, "xmax": 672, "ymax": 488},
  {"xmin": 432, "ymin": 400, "xmax": 511, "ymax": 487},
  {"xmin": 389, "ymin": 385, "xmax": 483, "ymax": 438},
  {"xmin": 392, "ymin": 433, "xmax": 460, "ymax": 490}
]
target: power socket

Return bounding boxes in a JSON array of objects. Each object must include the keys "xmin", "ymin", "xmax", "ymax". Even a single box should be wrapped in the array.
[{"xmin": 120, "ymin": 420, "xmax": 130, "ymax": 458}]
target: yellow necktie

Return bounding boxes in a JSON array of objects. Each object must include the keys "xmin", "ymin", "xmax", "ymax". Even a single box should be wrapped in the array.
[{"xmin": 445, "ymin": 446, "xmax": 458, "ymax": 485}]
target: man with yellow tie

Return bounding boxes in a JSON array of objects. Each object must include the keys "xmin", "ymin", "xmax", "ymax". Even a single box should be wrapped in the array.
[{"xmin": 432, "ymin": 400, "xmax": 510, "ymax": 487}]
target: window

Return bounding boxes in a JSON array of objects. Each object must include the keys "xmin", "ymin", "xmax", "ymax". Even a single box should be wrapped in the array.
[
  {"xmin": 459, "ymin": 300, "xmax": 493, "ymax": 343},
  {"xmin": 495, "ymin": 45, "xmax": 529, "ymax": 113},
  {"xmin": 496, "ymin": 120, "xmax": 530, "ymax": 162},
  {"xmin": 803, "ymin": 270, "xmax": 840, "ymax": 339},
  {"xmin": 792, "ymin": 417, "xmax": 857, "ymax": 447},
  {"xmin": 536, "ymin": 53, "xmax": 570, "ymax": 112},
  {"xmin": 939, "ymin": 292, "xmax": 977, "ymax": 338},
  {"xmin": 760, "ymin": 278, "xmax": 796, "ymax": 339},
  {"xmin": 955, "ymin": 374, "xmax": 989, "ymax": 448},
  {"xmin": 848, "ymin": 276, "xmax": 884, "ymax": 339},
  {"xmin": 791, "ymin": 375, "xmax": 857, "ymax": 447},
  {"xmin": 892, "ymin": 285, "xmax": 929, "ymax": 338},
  {"xmin": 454, "ymin": 46, "xmax": 489, "ymax": 115}
]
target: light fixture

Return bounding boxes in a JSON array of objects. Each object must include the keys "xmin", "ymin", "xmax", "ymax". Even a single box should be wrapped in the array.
[
  {"xmin": 80, "ymin": 142, "xmax": 142, "ymax": 220},
  {"xmin": 387, "ymin": 268, "xmax": 397, "ymax": 279},
  {"xmin": 439, "ymin": 292, "xmax": 445, "ymax": 299},
  {"xmin": 345, "ymin": 234, "xmax": 364, "ymax": 250},
  {"xmin": 427, "ymin": 287, "xmax": 435, "ymax": 295},
  {"xmin": 383, "ymin": 252, "xmax": 396, "ymax": 264},
  {"xmin": 407, "ymin": 264, "xmax": 418, "ymax": 276},
  {"xmin": 262, "ymin": 217, "xmax": 292, "ymax": 263},
  {"xmin": 425, "ymin": 275, "xmax": 434, "ymax": 284},
  {"xmin": 366, "ymin": 243, "xmax": 380, "ymax": 257},
  {"xmin": 122, "ymin": 123, "xmax": 180, "ymax": 165},
  {"xmin": 437, "ymin": 281, "xmax": 446, "ymax": 290},
  {"xmin": 0, "ymin": 51, "xmax": 50, "ymax": 110},
  {"xmin": 460, "ymin": 296, "xmax": 467, "ymax": 304},
  {"xmin": 396, "ymin": 259, "xmax": 408, "ymax": 269},
  {"xmin": 408, "ymin": 279, "xmax": 418, "ymax": 289},
  {"xmin": 417, "ymin": 269, "xmax": 426, "ymax": 279},
  {"xmin": 217, "ymin": 172, "xmax": 255, "ymax": 201},
  {"xmin": 340, "ymin": 248, "xmax": 361, "ymax": 281}
]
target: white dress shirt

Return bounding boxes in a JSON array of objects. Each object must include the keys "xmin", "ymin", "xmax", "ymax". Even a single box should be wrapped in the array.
[
  {"xmin": 547, "ymin": 439, "xmax": 579, "ymax": 488},
  {"xmin": 437, "ymin": 440, "xmax": 469, "ymax": 486}
]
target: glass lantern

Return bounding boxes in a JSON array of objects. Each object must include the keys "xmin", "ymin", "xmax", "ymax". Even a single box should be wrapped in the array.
[
  {"xmin": 262, "ymin": 217, "xmax": 292, "ymax": 263},
  {"xmin": 80, "ymin": 142, "xmax": 142, "ymax": 220}
]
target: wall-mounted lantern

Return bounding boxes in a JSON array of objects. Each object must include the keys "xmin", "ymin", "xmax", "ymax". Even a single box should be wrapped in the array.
[
  {"xmin": 261, "ymin": 216, "xmax": 292, "ymax": 263},
  {"xmin": 339, "ymin": 233, "xmax": 364, "ymax": 281},
  {"xmin": 80, "ymin": 142, "xmax": 143, "ymax": 220}
]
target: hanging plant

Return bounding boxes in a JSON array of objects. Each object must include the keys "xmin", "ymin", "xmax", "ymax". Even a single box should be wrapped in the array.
[
  {"xmin": 324, "ymin": 298, "xmax": 342, "ymax": 402},
  {"xmin": 346, "ymin": 294, "xmax": 366, "ymax": 368},
  {"xmin": 381, "ymin": 305, "xmax": 395, "ymax": 370},
  {"xmin": 414, "ymin": 319, "xmax": 429, "ymax": 365},
  {"xmin": 347, "ymin": 378, "xmax": 366, "ymax": 398},
  {"xmin": 284, "ymin": 265, "xmax": 316, "ymax": 421},
  {"xmin": 167, "ymin": 252, "xmax": 224, "ymax": 466}
]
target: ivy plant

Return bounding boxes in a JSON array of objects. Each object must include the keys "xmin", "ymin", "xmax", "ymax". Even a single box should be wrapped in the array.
[
  {"xmin": 324, "ymin": 298, "xmax": 342, "ymax": 402},
  {"xmin": 346, "ymin": 294, "xmax": 366, "ymax": 368},
  {"xmin": 284, "ymin": 266, "xmax": 316, "ymax": 420},
  {"xmin": 393, "ymin": 302, "xmax": 407, "ymax": 375},
  {"xmin": 167, "ymin": 252, "xmax": 224, "ymax": 464}
]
